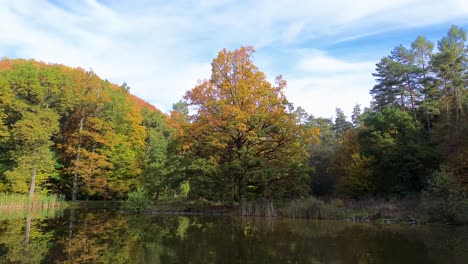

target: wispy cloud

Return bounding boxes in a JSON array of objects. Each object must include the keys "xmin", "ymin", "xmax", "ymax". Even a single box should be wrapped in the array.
[
  {"xmin": 1, "ymin": 0, "xmax": 467, "ymax": 117},
  {"xmin": 283, "ymin": 49, "xmax": 375, "ymax": 118}
]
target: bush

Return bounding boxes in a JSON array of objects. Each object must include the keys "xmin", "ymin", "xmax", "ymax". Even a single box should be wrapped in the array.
[
  {"xmin": 126, "ymin": 188, "xmax": 151, "ymax": 213},
  {"xmin": 453, "ymin": 200, "xmax": 468, "ymax": 224},
  {"xmin": 423, "ymin": 166, "xmax": 467, "ymax": 222}
]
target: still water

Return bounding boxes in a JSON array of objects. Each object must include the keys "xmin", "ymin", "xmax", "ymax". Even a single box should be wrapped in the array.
[{"xmin": 0, "ymin": 208, "xmax": 467, "ymax": 263}]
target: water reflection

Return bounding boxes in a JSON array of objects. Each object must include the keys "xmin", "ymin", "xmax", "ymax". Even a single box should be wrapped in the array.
[{"xmin": 0, "ymin": 209, "xmax": 467, "ymax": 263}]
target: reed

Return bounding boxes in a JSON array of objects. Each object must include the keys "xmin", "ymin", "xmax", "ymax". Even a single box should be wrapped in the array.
[
  {"xmin": 0, "ymin": 193, "xmax": 66, "ymax": 211},
  {"xmin": 278, "ymin": 197, "xmax": 348, "ymax": 220},
  {"xmin": 238, "ymin": 199, "xmax": 277, "ymax": 217}
]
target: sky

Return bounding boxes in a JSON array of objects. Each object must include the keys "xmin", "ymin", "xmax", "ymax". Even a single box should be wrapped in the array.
[{"xmin": 1, "ymin": 0, "xmax": 468, "ymax": 118}]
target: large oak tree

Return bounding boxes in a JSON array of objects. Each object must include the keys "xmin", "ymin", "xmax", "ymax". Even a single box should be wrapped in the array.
[{"xmin": 181, "ymin": 47, "xmax": 315, "ymax": 202}]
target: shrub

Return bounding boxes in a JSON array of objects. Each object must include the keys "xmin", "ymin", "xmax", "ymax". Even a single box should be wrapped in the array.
[
  {"xmin": 453, "ymin": 200, "xmax": 468, "ymax": 224},
  {"xmin": 423, "ymin": 166, "xmax": 466, "ymax": 222},
  {"xmin": 126, "ymin": 188, "xmax": 151, "ymax": 213},
  {"xmin": 331, "ymin": 198, "xmax": 345, "ymax": 208}
]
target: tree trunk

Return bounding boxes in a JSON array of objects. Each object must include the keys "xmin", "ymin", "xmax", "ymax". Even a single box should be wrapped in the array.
[
  {"xmin": 29, "ymin": 166, "xmax": 37, "ymax": 200},
  {"xmin": 25, "ymin": 214, "xmax": 31, "ymax": 244},
  {"xmin": 72, "ymin": 116, "xmax": 85, "ymax": 201},
  {"xmin": 67, "ymin": 208, "xmax": 75, "ymax": 262},
  {"xmin": 406, "ymin": 73, "xmax": 415, "ymax": 111},
  {"xmin": 400, "ymin": 93, "xmax": 406, "ymax": 110},
  {"xmin": 426, "ymin": 116, "xmax": 431, "ymax": 133},
  {"xmin": 443, "ymin": 80, "xmax": 451, "ymax": 140}
]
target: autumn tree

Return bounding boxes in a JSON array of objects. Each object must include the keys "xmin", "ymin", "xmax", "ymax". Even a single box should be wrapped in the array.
[
  {"xmin": 329, "ymin": 129, "xmax": 375, "ymax": 197},
  {"xmin": 0, "ymin": 78, "xmax": 13, "ymax": 191},
  {"xmin": 5, "ymin": 110, "xmax": 59, "ymax": 197},
  {"xmin": 1, "ymin": 62, "xmax": 61, "ymax": 198},
  {"xmin": 102, "ymin": 87, "xmax": 146, "ymax": 198},
  {"xmin": 58, "ymin": 69, "xmax": 114, "ymax": 200},
  {"xmin": 181, "ymin": 46, "xmax": 315, "ymax": 202},
  {"xmin": 0, "ymin": 58, "xmax": 174, "ymax": 200}
]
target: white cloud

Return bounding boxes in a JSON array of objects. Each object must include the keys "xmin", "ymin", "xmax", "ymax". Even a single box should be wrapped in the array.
[
  {"xmin": 285, "ymin": 51, "xmax": 375, "ymax": 118},
  {"xmin": 282, "ymin": 22, "xmax": 305, "ymax": 44},
  {"xmin": 0, "ymin": 0, "xmax": 467, "ymax": 116},
  {"xmin": 295, "ymin": 50, "xmax": 373, "ymax": 75}
]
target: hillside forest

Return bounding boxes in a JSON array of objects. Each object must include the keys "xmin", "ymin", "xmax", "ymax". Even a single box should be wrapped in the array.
[{"xmin": 0, "ymin": 25, "xmax": 467, "ymax": 205}]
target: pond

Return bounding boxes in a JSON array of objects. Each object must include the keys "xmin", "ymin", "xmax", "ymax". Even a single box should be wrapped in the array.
[{"xmin": 0, "ymin": 208, "xmax": 467, "ymax": 263}]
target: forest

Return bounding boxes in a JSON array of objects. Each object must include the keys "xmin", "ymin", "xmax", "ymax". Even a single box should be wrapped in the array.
[{"xmin": 0, "ymin": 26, "xmax": 467, "ymax": 221}]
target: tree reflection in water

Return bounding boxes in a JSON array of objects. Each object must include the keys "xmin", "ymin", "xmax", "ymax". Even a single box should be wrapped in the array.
[{"xmin": 0, "ymin": 209, "xmax": 467, "ymax": 263}]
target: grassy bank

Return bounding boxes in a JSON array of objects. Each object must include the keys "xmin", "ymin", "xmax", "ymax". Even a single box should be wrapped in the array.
[
  {"xmin": 278, "ymin": 197, "xmax": 411, "ymax": 222},
  {"xmin": 0, "ymin": 193, "xmax": 66, "ymax": 211},
  {"xmin": 277, "ymin": 196, "xmax": 468, "ymax": 224},
  {"xmin": 122, "ymin": 190, "xmax": 468, "ymax": 225}
]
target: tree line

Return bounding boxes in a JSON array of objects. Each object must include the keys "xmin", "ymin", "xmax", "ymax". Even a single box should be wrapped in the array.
[
  {"xmin": 0, "ymin": 25, "xmax": 467, "ymax": 202},
  {"xmin": 0, "ymin": 59, "xmax": 173, "ymax": 200},
  {"xmin": 309, "ymin": 25, "xmax": 467, "ymax": 198}
]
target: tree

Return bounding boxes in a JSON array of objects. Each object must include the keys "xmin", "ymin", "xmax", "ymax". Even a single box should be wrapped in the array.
[
  {"xmin": 307, "ymin": 116, "xmax": 338, "ymax": 196},
  {"xmin": 411, "ymin": 36, "xmax": 434, "ymax": 77},
  {"xmin": 431, "ymin": 25, "xmax": 467, "ymax": 139},
  {"xmin": 371, "ymin": 57, "xmax": 401, "ymax": 110},
  {"xmin": 430, "ymin": 26, "xmax": 468, "ymax": 187},
  {"xmin": 58, "ymin": 69, "xmax": 114, "ymax": 200},
  {"xmin": 102, "ymin": 87, "xmax": 146, "ymax": 198},
  {"xmin": 0, "ymin": 78, "xmax": 14, "ymax": 188},
  {"xmin": 411, "ymin": 36, "xmax": 438, "ymax": 130},
  {"xmin": 371, "ymin": 46, "xmax": 421, "ymax": 111},
  {"xmin": 5, "ymin": 109, "xmax": 59, "ymax": 197},
  {"xmin": 424, "ymin": 166, "xmax": 465, "ymax": 221},
  {"xmin": 360, "ymin": 107, "xmax": 438, "ymax": 194},
  {"xmin": 329, "ymin": 129, "xmax": 375, "ymax": 197},
  {"xmin": 0, "ymin": 62, "xmax": 61, "ymax": 198},
  {"xmin": 333, "ymin": 108, "xmax": 352, "ymax": 139},
  {"xmin": 0, "ymin": 78, "xmax": 11, "ymax": 140},
  {"xmin": 141, "ymin": 108, "xmax": 173, "ymax": 200},
  {"xmin": 351, "ymin": 104, "xmax": 362, "ymax": 127},
  {"xmin": 181, "ymin": 46, "xmax": 315, "ymax": 202},
  {"xmin": 0, "ymin": 58, "xmax": 177, "ymax": 199}
]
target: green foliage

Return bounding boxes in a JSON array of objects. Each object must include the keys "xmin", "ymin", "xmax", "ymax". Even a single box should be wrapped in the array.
[
  {"xmin": 423, "ymin": 166, "xmax": 467, "ymax": 222},
  {"xmin": 360, "ymin": 107, "xmax": 438, "ymax": 194},
  {"xmin": 333, "ymin": 108, "xmax": 352, "ymax": 139},
  {"xmin": 351, "ymin": 104, "xmax": 362, "ymax": 127},
  {"xmin": 126, "ymin": 188, "xmax": 151, "ymax": 213},
  {"xmin": 5, "ymin": 109, "xmax": 59, "ymax": 195},
  {"xmin": 141, "ymin": 108, "xmax": 174, "ymax": 200},
  {"xmin": 307, "ymin": 116, "xmax": 337, "ymax": 196}
]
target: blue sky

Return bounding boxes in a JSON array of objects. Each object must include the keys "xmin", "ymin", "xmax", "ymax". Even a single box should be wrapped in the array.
[{"xmin": 1, "ymin": 0, "xmax": 468, "ymax": 118}]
